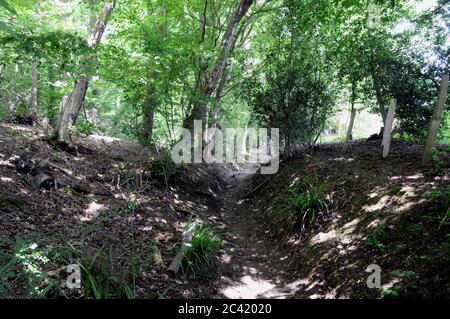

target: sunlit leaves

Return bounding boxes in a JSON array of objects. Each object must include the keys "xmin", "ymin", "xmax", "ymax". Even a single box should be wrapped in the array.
[{"xmin": 0, "ymin": 0, "xmax": 16, "ymax": 14}]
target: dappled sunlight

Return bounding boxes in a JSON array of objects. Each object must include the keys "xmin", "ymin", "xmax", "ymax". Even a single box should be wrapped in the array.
[
  {"xmin": 1, "ymin": 176, "xmax": 13, "ymax": 183},
  {"xmin": 221, "ymin": 273, "xmax": 279, "ymax": 299},
  {"xmin": 382, "ymin": 278, "xmax": 402, "ymax": 292},
  {"xmin": 220, "ymin": 265, "xmax": 308, "ymax": 299},
  {"xmin": 363, "ymin": 195, "xmax": 390, "ymax": 212},
  {"xmin": 88, "ymin": 134, "xmax": 121, "ymax": 144},
  {"xmin": 331, "ymin": 157, "xmax": 354, "ymax": 163},
  {"xmin": 406, "ymin": 173, "xmax": 423, "ymax": 180},
  {"xmin": 310, "ymin": 229, "xmax": 338, "ymax": 245},
  {"xmin": 1, "ymin": 123, "xmax": 35, "ymax": 133},
  {"xmin": 366, "ymin": 218, "xmax": 384, "ymax": 230},
  {"xmin": 310, "ymin": 218, "xmax": 360, "ymax": 246},
  {"xmin": 78, "ymin": 201, "xmax": 108, "ymax": 221}
]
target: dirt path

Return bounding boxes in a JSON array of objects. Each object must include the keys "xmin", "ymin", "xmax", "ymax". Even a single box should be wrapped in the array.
[{"xmin": 212, "ymin": 165, "xmax": 304, "ymax": 299}]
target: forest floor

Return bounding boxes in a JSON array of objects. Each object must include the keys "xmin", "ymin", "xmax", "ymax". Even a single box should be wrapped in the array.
[{"xmin": 1, "ymin": 123, "xmax": 449, "ymax": 299}]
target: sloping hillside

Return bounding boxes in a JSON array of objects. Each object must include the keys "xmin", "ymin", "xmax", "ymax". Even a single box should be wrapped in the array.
[
  {"xmin": 1, "ymin": 124, "xmax": 449, "ymax": 299},
  {"xmin": 245, "ymin": 140, "xmax": 450, "ymax": 298}
]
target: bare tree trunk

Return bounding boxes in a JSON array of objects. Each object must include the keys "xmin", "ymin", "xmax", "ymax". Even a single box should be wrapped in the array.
[
  {"xmin": 422, "ymin": 74, "xmax": 450, "ymax": 164},
  {"xmin": 28, "ymin": 61, "xmax": 38, "ymax": 122},
  {"xmin": 57, "ymin": 1, "xmax": 116, "ymax": 146},
  {"xmin": 342, "ymin": 104, "xmax": 356, "ymax": 154},
  {"xmin": 382, "ymin": 98, "xmax": 397, "ymax": 159}
]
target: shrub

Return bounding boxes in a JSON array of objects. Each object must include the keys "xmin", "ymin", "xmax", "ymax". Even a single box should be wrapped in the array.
[
  {"xmin": 75, "ymin": 247, "xmax": 136, "ymax": 299},
  {"xmin": 148, "ymin": 151, "xmax": 185, "ymax": 183},
  {"xmin": 275, "ymin": 177, "xmax": 328, "ymax": 234},
  {"xmin": 183, "ymin": 220, "xmax": 221, "ymax": 278},
  {"xmin": 74, "ymin": 121, "xmax": 95, "ymax": 137}
]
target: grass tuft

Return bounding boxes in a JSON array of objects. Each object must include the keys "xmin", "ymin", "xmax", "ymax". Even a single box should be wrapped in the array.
[
  {"xmin": 275, "ymin": 176, "xmax": 328, "ymax": 234},
  {"xmin": 183, "ymin": 220, "xmax": 221, "ymax": 279}
]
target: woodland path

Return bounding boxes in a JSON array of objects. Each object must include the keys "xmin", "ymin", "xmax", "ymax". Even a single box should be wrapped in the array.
[{"xmin": 212, "ymin": 165, "xmax": 303, "ymax": 299}]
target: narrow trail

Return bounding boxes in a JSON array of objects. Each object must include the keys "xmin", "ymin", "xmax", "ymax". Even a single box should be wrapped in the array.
[{"xmin": 213, "ymin": 165, "xmax": 304, "ymax": 299}]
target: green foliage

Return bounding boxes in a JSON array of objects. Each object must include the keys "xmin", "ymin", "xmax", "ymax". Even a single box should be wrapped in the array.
[
  {"xmin": 427, "ymin": 146, "xmax": 450, "ymax": 172},
  {"xmin": 74, "ymin": 121, "xmax": 95, "ymax": 137},
  {"xmin": 76, "ymin": 247, "xmax": 136, "ymax": 299},
  {"xmin": 0, "ymin": 195, "xmax": 27, "ymax": 211},
  {"xmin": 0, "ymin": 238, "xmax": 59, "ymax": 298},
  {"xmin": 0, "ymin": 237, "xmax": 140, "ymax": 299},
  {"xmin": 183, "ymin": 220, "xmax": 221, "ymax": 279},
  {"xmin": 0, "ymin": 0, "xmax": 16, "ymax": 35},
  {"xmin": 0, "ymin": 0, "xmax": 16, "ymax": 14},
  {"xmin": 366, "ymin": 224, "xmax": 396, "ymax": 253},
  {"xmin": 384, "ymin": 270, "xmax": 418, "ymax": 298},
  {"xmin": 275, "ymin": 176, "xmax": 328, "ymax": 234},
  {"xmin": 148, "ymin": 152, "xmax": 185, "ymax": 183}
]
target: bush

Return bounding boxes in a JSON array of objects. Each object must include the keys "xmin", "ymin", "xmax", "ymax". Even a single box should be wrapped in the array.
[
  {"xmin": 183, "ymin": 220, "xmax": 221, "ymax": 278},
  {"xmin": 148, "ymin": 150, "xmax": 185, "ymax": 183},
  {"xmin": 77, "ymin": 248, "xmax": 136, "ymax": 299},
  {"xmin": 74, "ymin": 121, "xmax": 95, "ymax": 137},
  {"xmin": 275, "ymin": 177, "xmax": 328, "ymax": 234}
]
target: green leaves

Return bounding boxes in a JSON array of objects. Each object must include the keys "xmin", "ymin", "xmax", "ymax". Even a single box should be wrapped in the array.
[
  {"xmin": 0, "ymin": 0, "xmax": 16, "ymax": 15},
  {"xmin": 183, "ymin": 220, "xmax": 222, "ymax": 278},
  {"xmin": 0, "ymin": 0, "xmax": 16, "ymax": 36}
]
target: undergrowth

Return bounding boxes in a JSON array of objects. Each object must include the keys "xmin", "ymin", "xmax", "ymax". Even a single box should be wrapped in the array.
[
  {"xmin": 183, "ymin": 220, "xmax": 221, "ymax": 279},
  {"xmin": 0, "ymin": 238, "xmax": 143, "ymax": 299},
  {"xmin": 274, "ymin": 175, "xmax": 328, "ymax": 235}
]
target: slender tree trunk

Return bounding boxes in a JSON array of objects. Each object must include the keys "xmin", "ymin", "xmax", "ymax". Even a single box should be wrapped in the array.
[
  {"xmin": 28, "ymin": 61, "xmax": 38, "ymax": 121},
  {"xmin": 141, "ymin": 3, "xmax": 167, "ymax": 145},
  {"xmin": 382, "ymin": 98, "xmax": 397, "ymax": 159},
  {"xmin": 422, "ymin": 74, "xmax": 450, "ymax": 164},
  {"xmin": 343, "ymin": 84, "xmax": 357, "ymax": 153},
  {"xmin": 185, "ymin": 0, "xmax": 253, "ymax": 132},
  {"xmin": 57, "ymin": 1, "xmax": 115, "ymax": 146},
  {"xmin": 370, "ymin": 54, "xmax": 387, "ymax": 126},
  {"xmin": 342, "ymin": 104, "xmax": 356, "ymax": 154},
  {"xmin": 142, "ymin": 85, "xmax": 156, "ymax": 143},
  {"xmin": 211, "ymin": 65, "xmax": 232, "ymax": 128}
]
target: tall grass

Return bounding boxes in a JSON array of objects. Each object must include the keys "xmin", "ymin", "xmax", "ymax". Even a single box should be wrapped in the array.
[
  {"xmin": 275, "ymin": 176, "xmax": 328, "ymax": 234},
  {"xmin": 183, "ymin": 220, "xmax": 221, "ymax": 278}
]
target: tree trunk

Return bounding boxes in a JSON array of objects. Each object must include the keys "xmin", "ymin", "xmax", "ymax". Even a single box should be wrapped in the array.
[
  {"xmin": 142, "ymin": 85, "xmax": 156, "ymax": 143},
  {"xmin": 422, "ymin": 74, "xmax": 450, "ymax": 164},
  {"xmin": 28, "ymin": 61, "xmax": 38, "ymax": 122},
  {"xmin": 211, "ymin": 65, "xmax": 232, "ymax": 129},
  {"xmin": 141, "ymin": 3, "xmax": 167, "ymax": 145},
  {"xmin": 370, "ymin": 54, "xmax": 387, "ymax": 126},
  {"xmin": 185, "ymin": 0, "xmax": 253, "ymax": 131},
  {"xmin": 57, "ymin": 1, "xmax": 116, "ymax": 146},
  {"xmin": 382, "ymin": 98, "xmax": 397, "ymax": 159},
  {"xmin": 342, "ymin": 104, "xmax": 356, "ymax": 154}
]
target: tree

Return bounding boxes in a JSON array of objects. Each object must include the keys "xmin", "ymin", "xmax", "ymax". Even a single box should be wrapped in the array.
[
  {"xmin": 184, "ymin": 0, "xmax": 254, "ymax": 137},
  {"xmin": 57, "ymin": 1, "xmax": 116, "ymax": 147},
  {"xmin": 422, "ymin": 74, "xmax": 450, "ymax": 164}
]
